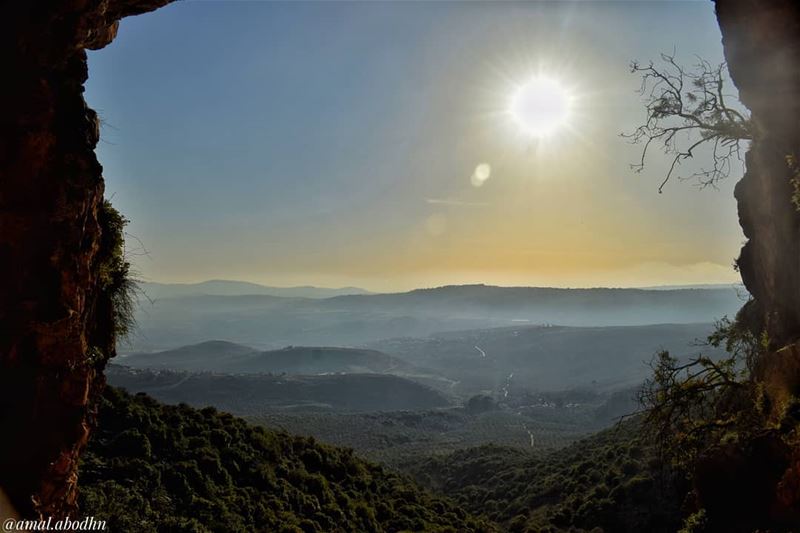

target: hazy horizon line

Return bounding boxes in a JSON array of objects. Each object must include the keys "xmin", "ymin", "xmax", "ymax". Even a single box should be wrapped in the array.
[{"xmin": 139, "ymin": 277, "xmax": 745, "ymax": 293}]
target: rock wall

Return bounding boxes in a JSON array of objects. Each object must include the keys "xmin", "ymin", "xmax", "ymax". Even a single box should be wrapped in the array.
[
  {"xmin": 716, "ymin": 0, "xmax": 800, "ymax": 431},
  {"xmin": 702, "ymin": 0, "xmax": 800, "ymax": 527},
  {"xmin": 0, "ymin": 0, "xmax": 170, "ymax": 519},
  {"xmin": 715, "ymin": 0, "xmax": 800, "ymax": 351}
]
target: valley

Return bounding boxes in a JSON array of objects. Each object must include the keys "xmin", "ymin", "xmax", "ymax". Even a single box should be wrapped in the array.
[
  {"xmin": 96, "ymin": 282, "xmax": 744, "ymax": 530},
  {"xmin": 109, "ymin": 283, "xmax": 735, "ymax": 480}
]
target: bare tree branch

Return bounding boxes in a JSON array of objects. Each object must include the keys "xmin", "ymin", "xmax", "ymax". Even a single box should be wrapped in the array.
[{"xmin": 623, "ymin": 53, "xmax": 752, "ymax": 193}]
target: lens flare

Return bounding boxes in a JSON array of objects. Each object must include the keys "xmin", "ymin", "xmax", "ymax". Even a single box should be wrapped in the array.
[{"xmin": 471, "ymin": 163, "xmax": 492, "ymax": 187}]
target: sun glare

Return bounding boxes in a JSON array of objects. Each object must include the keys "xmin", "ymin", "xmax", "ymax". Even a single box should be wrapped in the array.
[{"xmin": 509, "ymin": 77, "xmax": 572, "ymax": 138}]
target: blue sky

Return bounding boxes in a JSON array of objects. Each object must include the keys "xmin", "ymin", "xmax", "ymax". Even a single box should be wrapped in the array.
[{"xmin": 86, "ymin": 1, "xmax": 744, "ymax": 291}]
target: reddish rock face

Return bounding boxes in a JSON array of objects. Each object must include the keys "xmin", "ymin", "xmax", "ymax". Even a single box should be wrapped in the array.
[{"xmin": 0, "ymin": 0, "xmax": 170, "ymax": 519}]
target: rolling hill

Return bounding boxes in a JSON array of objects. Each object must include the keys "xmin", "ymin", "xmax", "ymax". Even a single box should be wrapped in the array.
[
  {"xmin": 120, "ymin": 340, "xmax": 259, "ymax": 369},
  {"xmin": 107, "ymin": 365, "xmax": 451, "ymax": 413},
  {"xmin": 121, "ymin": 322, "xmax": 727, "ymax": 398},
  {"xmin": 121, "ymin": 343, "xmax": 425, "ymax": 376}
]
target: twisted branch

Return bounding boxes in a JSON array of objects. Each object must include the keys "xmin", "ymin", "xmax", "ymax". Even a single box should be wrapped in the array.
[{"xmin": 623, "ymin": 53, "xmax": 752, "ymax": 193}]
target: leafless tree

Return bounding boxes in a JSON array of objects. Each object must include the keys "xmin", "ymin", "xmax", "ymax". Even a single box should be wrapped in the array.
[{"xmin": 624, "ymin": 53, "xmax": 753, "ymax": 193}]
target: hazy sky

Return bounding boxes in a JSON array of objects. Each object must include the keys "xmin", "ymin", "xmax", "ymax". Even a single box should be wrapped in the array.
[{"xmin": 86, "ymin": 0, "xmax": 745, "ymax": 292}]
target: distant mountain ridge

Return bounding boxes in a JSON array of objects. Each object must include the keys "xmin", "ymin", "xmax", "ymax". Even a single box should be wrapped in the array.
[
  {"xmin": 139, "ymin": 279, "xmax": 371, "ymax": 299},
  {"xmin": 129, "ymin": 283, "xmax": 745, "ymax": 352},
  {"xmin": 321, "ymin": 283, "xmax": 745, "ymax": 320},
  {"xmin": 636, "ymin": 282, "xmax": 745, "ymax": 290}
]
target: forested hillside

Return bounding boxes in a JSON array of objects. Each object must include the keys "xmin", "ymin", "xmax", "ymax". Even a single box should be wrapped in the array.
[
  {"xmin": 409, "ymin": 420, "xmax": 687, "ymax": 532},
  {"xmin": 107, "ymin": 365, "xmax": 450, "ymax": 413},
  {"xmin": 79, "ymin": 387, "xmax": 494, "ymax": 532},
  {"xmin": 79, "ymin": 387, "xmax": 690, "ymax": 533}
]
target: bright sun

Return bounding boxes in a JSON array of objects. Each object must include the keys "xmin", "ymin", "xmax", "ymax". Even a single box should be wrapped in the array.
[{"xmin": 509, "ymin": 77, "xmax": 572, "ymax": 138}]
